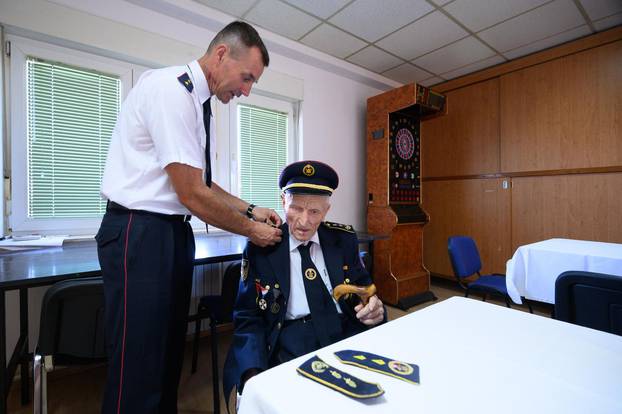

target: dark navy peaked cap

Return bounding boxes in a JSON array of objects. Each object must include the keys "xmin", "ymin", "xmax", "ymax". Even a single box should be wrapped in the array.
[{"xmin": 279, "ymin": 160, "xmax": 339, "ymax": 195}]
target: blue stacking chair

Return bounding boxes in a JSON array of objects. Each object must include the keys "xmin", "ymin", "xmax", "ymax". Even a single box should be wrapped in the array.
[
  {"xmin": 555, "ymin": 271, "xmax": 622, "ymax": 335},
  {"xmin": 448, "ymin": 236, "xmax": 526, "ymax": 310}
]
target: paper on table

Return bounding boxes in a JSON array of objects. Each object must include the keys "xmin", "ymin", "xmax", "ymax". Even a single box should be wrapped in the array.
[{"xmin": 0, "ymin": 235, "xmax": 67, "ymax": 250}]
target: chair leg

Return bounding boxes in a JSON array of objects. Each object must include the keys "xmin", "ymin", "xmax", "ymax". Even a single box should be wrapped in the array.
[
  {"xmin": 33, "ymin": 354, "xmax": 49, "ymax": 414},
  {"xmin": 191, "ymin": 315, "xmax": 201, "ymax": 374},
  {"xmin": 34, "ymin": 354, "xmax": 42, "ymax": 414},
  {"xmin": 210, "ymin": 319, "xmax": 220, "ymax": 414}
]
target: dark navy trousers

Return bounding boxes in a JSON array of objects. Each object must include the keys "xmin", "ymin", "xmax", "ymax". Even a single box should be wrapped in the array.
[{"xmin": 96, "ymin": 208, "xmax": 194, "ymax": 414}]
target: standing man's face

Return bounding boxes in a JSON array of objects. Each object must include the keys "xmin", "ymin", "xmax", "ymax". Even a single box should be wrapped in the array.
[
  {"xmin": 209, "ymin": 45, "xmax": 264, "ymax": 104},
  {"xmin": 282, "ymin": 193, "xmax": 330, "ymax": 242}
]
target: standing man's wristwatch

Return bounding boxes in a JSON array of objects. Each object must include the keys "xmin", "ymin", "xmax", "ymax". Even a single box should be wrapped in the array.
[{"xmin": 246, "ymin": 203, "xmax": 256, "ymax": 219}]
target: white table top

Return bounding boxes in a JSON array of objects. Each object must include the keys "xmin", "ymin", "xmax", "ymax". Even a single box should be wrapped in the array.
[
  {"xmin": 239, "ymin": 297, "xmax": 622, "ymax": 414},
  {"xmin": 506, "ymin": 238, "xmax": 622, "ymax": 304}
]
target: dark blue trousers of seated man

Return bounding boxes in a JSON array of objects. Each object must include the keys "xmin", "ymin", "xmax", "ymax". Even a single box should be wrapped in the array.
[{"xmin": 223, "ymin": 160, "xmax": 386, "ymax": 411}]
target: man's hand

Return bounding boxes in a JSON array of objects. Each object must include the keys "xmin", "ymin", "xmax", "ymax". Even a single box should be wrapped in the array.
[
  {"xmin": 354, "ymin": 295, "xmax": 384, "ymax": 326},
  {"xmin": 252, "ymin": 206, "xmax": 282, "ymax": 227},
  {"xmin": 249, "ymin": 221, "xmax": 282, "ymax": 247}
]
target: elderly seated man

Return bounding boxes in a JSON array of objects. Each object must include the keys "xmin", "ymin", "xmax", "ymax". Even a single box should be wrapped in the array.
[{"xmin": 223, "ymin": 160, "xmax": 385, "ymax": 407}]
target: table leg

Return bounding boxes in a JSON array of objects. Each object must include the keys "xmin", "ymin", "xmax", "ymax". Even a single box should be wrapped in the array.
[
  {"xmin": 1, "ymin": 289, "xmax": 7, "ymax": 414},
  {"xmin": 19, "ymin": 289, "xmax": 29, "ymax": 405}
]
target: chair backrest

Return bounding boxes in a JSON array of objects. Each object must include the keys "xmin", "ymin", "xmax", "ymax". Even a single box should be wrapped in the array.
[
  {"xmin": 38, "ymin": 277, "xmax": 106, "ymax": 362},
  {"xmin": 220, "ymin": 261, "xmax": 242, "ymax": 323},
  {"xmin": 555, "ymin": 271, "xmax": 622, "ymax": 336},
  {"xmin": 447, "ymin": 236, "xmax": 482, "ymax": 280}
]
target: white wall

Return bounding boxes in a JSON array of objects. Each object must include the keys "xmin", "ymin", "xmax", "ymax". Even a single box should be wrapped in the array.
[{"xmin": 0, "ymin": 0, "xmax": 400, "ymax": 359}]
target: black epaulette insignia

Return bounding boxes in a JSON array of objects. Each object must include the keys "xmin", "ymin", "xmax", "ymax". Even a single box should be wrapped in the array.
[
  {"xmin": 323, "ymin": 221, "xmax": 355, "ymax": 233},
  {"xmin": 297, "ymin": 355, "xmax": 384, "ymax": 399},
  {"xmin": 177, "ymin": 72, "xmax": 193, "ymax": 93},
  {"xmin": 334, "ymin": 350, "xmax": 420, "ymax": 385}
]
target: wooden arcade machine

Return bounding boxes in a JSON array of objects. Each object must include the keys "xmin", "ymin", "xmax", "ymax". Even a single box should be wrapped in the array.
[{"xmin": 366, "ymin": 83, "xmax": 446, "ymax": 309}]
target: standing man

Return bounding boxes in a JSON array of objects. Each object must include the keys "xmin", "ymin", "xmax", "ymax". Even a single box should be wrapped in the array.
[{"xmin": 96, "ymin": 21, "xmax": 281, "ymax": 413}]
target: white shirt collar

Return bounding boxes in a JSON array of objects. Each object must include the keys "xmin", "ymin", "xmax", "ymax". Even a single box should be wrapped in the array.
[
  {"xmin": 289, "ymin": 230, "xmax": 320, "ymax": 252},
  {"xmin": 187, "ymin": 60, "xmax": 211, "ymax": 104}
]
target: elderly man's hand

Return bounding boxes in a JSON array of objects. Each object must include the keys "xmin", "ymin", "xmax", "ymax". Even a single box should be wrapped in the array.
[
  {"xmin": 252, "ymin": 206, "xmax": 282, "ymax": 227},
  {"xmin": 354, "ymin": 295, "xmax": 384, "ymax": 326}
]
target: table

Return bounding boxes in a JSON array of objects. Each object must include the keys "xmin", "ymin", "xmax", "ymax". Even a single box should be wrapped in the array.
[
  {"xmin": 0, "ymin": 232, "xmax": 246, "ymax": 414},
  {"xmin": 0, "ymin": 230, "xmax": 381, "ymax": 413},
  {"xmin": 505, "ymin": 238, "xmax": 622, "ymax": 304},
  {"xmin": 240, "ymin": 297, "xmax": 622, "ymax": 414}
]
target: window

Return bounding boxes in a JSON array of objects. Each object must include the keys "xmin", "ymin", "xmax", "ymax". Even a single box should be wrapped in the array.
[
  {"xmin": 8, "ymin": 36, "xmax": 136, "ymax": 235},
  {"xmin": 227, "ymin": 94, "xmax": 298, "ymax": 218},
  {"xmin": 26, "ymin": 57, "xmax": 121, "ymax": 218},
  {"xmin": 239, "ymin": 104, "xmax": 288, "ymax": 214}
]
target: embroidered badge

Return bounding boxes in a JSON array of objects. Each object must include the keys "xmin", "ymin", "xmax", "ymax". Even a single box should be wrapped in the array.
[
  {"xmin": 334, "ymin": 350, "xmax": 420, "ymax": 385},
  {"xmin": 297, "ymin": 355, "xmax": 384, "ymax": 399},
  {"xmin": 177, "ymin": 72, "xmax": 193, "ymax": 93}
]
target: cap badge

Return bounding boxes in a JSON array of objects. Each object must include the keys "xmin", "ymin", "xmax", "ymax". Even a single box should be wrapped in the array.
[{"xmin": 303, "ymin": 164, "xmax": 315, "ymax": 176}]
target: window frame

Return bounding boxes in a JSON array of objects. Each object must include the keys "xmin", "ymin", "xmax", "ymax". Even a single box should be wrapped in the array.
[
  {"xmin": 229, "ymin": 93, "xmax": 297, "ymax": 215},
  {"xmin": 8, "ymin": 35, "xmax": 136, "ymax": 235}
]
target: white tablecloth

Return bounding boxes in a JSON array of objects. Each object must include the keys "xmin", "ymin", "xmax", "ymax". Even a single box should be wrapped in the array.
[
  {"xmin": 239, "ymin": 297, "xmax": 622, "ymax": 414},
  {"xmin": 505, "ymin": 238, "xmax": 622, "ymax": 304}
]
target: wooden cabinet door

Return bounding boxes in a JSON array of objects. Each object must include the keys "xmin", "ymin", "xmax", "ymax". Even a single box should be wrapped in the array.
[
  {"xmin": 422, "ymin": 78, "xmax": 499, "ymax": 178},
  {"xmin": 500, "ymin": 41, "xmax": 622, "ymax": 173},
  {"xmin": 422, "ymin": 178, "xmax": 511, "ymax": 278},
  {"xmin": 511, "ymin": 173, "xmax": 622, "ymax": 249}
]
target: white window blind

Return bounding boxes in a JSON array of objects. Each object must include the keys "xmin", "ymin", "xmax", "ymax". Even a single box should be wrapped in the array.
[
  {"xmin": 26, "ymin": 57, "xmax": 120, "ymax": 218},
  {"xmin": 238, "ymin": 104, "xmax": 288, "ymax": 213}
]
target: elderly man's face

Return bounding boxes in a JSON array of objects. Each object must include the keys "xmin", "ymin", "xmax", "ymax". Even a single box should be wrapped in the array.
[{"xmin": 282, "ymin": 193, "xmax": 330, "ymax": 242}]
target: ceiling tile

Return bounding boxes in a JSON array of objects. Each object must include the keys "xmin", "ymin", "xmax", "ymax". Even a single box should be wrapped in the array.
[
  {"xmin": 579, "ymin": 0, "xmax": 622, "ymax": 21},
  {"xmin": 441, "ymin": 54, "xmax": 505, "ymax": 79},
  {"xmin": 245, "ymin": 0, "xmax": 321, "ymax": 40},
  {"xmin": 445, "ymin": 0, "xmax": 549, "ymax": 32},
  {"xmin": 346, "ymin": 46, "xmax": 404, "ymax": 73},
  {"xmin": 382, "ymin": 63, "xmax": 432, "ymax": 84},
  {"xmin": 377, "ymin": 11, "xmax": 468, "ymax": 60},
  {"xmin": 419, "ymin": 76, "xmax": 445, "ymax": 87},
  {"xmin": 283, "ymin": 0, "xmax": 350, "ymax": 19},
  {"xmin": 478, "ymin": 0, "xmax": 585, "ymax": 52},
  {"xmin": 412, "ymin": 36, "xmax": 495, "ymax": 74},
  {"xmin": 193, "ymin": 0, "xmax": 256, "ymax": 17},
  {"xmin": 300, "ymin": 24, "xmax": 367, "ymax": 58},
  {"xmin": 329, "ymin": 0, "xmax": 433, "ymax": 42},
  {"xmin": 594, "ymin": 12, "xmax": 622, "ymax": 31},
  {"xmin": 428, "ymin": 0, "xmax": 453, "ymax": 5},
  {"xmin": 503, "ymin": 25, "xmax": 591, "ymax": 60}
]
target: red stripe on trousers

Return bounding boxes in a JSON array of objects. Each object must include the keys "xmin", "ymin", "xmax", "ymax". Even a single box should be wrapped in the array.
[{"xmin": 117, "ymin": 213, "xmax": 133, "ymax": 414}]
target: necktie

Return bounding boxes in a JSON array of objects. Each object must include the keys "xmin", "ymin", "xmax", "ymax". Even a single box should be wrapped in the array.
[
  {"xmin": 298, "ymin": 243, "xmax": 342, "ymax": 347},
  {"xmin": 203, "ymin": 97, "xmax": 212, "ymax": 187}
]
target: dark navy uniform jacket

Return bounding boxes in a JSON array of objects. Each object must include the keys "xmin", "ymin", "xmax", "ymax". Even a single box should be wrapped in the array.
[{"xmin": 223, "ymin": 222, "xmax": 373, "ymax": 399}]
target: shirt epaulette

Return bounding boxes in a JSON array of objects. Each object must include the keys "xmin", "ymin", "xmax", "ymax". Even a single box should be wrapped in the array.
[
  {"xmin": 322, "ymin": 221, "xmax": 355, "ymax": 233},
  {"xmin": 177, "ymin": 72, "xmax": 193, "ymax": 93}
]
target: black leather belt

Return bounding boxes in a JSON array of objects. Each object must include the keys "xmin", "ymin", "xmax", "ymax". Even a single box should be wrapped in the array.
[
  {"xmin": 106, "ymin": 201, "xmax": 192, "ymax": 222},
  {"xmin": 284, "ymin": 314, "xmax": 313, "ymax": 325}
]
